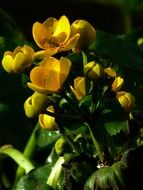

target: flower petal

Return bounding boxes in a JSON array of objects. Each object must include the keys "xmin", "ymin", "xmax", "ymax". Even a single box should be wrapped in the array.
[
  {"xmin": 30, "ymin": 66, "xmax": 49, "ymax": 87},
  {"xmin": 27, "ymin": 82, "xmax": 54, "ymax": 94},
  {"xmin": 61, "ymin": 34, "xmax": 80, "ymax": 52},
  {"xmin": 32, "ymin": 22, "xmax": 51, "ymax": 49},
  {"xmin": 2, "ymin": 55, "xmax": 14, "ymax": 73},
  {"xmin": 53, "ymin": 15, "xmax": 70, "ymax": 43},
  {"xmin": 59, "ymin": 57, "xmax": 71, "ymax": 86}
]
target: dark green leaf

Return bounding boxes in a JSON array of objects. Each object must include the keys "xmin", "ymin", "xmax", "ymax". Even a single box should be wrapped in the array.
[
  {"xmin": 36, "ymin": 128, "xmax": 60, "ymax": 148},
  {"xmin": 90, "ymin": 29, "xmax": 143, "ymax": 71},
  {"xmin": 84, "ymin": 162, "xmax": 125, "ymax": 190},
  {"xmin": 13, "ymin": 164, "xmax": 53, "ymax": 190}
]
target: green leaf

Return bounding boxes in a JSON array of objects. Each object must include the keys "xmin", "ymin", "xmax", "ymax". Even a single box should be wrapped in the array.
[
  {"xmin": 104, "ymin": 120, "xmax": 128, "ymax": 136},
  {"xmin": 36, "ymin": 128, "xmax": 60, "ymax": 148},
  {"xmin": 84, "ymin": 162, "xmax": 125, "ymax": 190},
  {"xmin": 90, "ymin": 29, "xmax": 143, "ymax": 71},
  {"xmin": 13, "ymin": 164, "xmax": 54, "ymax": 190},
  {"xmin": 101, "ymin": 98, "xmax": 129, "ymax": 136}
]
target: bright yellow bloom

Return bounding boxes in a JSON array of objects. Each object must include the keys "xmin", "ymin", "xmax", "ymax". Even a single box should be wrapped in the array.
[
  {"xmin": 24, "ymin": 92, "xmax": 48, "ymax": 118},
  {"xmin": 84, "ymin": 61, "xmax": 104, "ymax": 81},
  {"xmin": 112, "ymin": 77, "xmax": 124, "ymax": 92},
  {"xmin": 39, "ymin": 105, "xmax": 58, "ymax": 130},
  {"xmin": 70, "ymin": 77, "xmax": 86, "ymax": 100},
  {"xmin": 116, "ymin": 91, "xmax": 135, "ymax": 112},
  {"xmin": 27, "ymin": 57, "xmax": 71, "ymax": 95},
  {"xmin": 104, "ymin": 67, "xmax": 117, "ymax": 78},
  {"xmin": 70, "ymin": 19, "xmax": 96, "ymax": 52},
  {"xmin": 2, "ymin": 45, "xmax": 34, "ymax": 73},
  {"xmin": 32, "ymin": 15, "xmax": 80, "ymax": 57}
]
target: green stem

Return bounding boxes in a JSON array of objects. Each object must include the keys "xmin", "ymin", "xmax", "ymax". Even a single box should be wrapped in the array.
[
  {"xmin": 64, "ymin": 135, "xmax": 79, "ymax": 154},
  {"xmin": 105, "ymin": 132, "xmax": 118, "ymax": 159},
  {"xmin": 0, "ymin": 145, "xmax": 35, "ymax": 174},
  {"xmin": 47, "ymin": 156, "xmax": 65, "ymax": 188},
  {"xmin": 82, "ymin": 51, "xmax": 88, "ymax": 66},
  {"xmin": 13, "ymin": 123, "xmax": 39, "ymax": 184},
  {"xmin": 85, "ymin": 123, "xmax": 104, "ymax": 163},
  {"xmin": 62, "ymin": 92, "xmax": 104, "ymax": 162}
]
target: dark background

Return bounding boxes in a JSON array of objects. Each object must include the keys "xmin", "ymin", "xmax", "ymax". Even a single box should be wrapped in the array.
[{"xmin": 1, "ymin": 0, "xmax": 143, "ymax": 40}]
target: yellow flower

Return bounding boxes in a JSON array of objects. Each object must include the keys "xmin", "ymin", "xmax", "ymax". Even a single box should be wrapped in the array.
[
  {"xmin": 116, "ymin": 91, "xmax": 135, "ymax": 112},
  {"xmin": 39, "ymin": 105, "xmax": 58, "ymax": 130},
  {"xmin": 112, "ymin": 77, "xmax": 124, "ymax": 92},
  {"xmin": 27, "ymin": 57, "xmax": 71, "ymax": 95},
  {"xmin": 70, "ymin": 77, "xmax": 86, "ymax": 100},
  {"xmin": 70, "ymin": 19, "xmax": 96, "ymax": 52},
  {"xmin": 2, "ymin": 45, "xmax": 34, "ymax": 73},
  {"xmin": 84, "ymin": 61, "xmax": 104, "ymax": 81},
  {"xmin": 104, "ymin": 67, "xmax": 117, "ymax": 78},
  {"xmin": 24, "ymin": 92, "xmax": 48, "ymax": 118},
  {"xmin": 32, "ymin": 15, "xmax": 80, "ymax": 57}
]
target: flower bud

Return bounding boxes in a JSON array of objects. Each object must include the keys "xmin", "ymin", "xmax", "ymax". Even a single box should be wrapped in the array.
[
  {"xmin": 54, "ymin": 136, "xmax": 68, "ymax": 155},
  {"xmin": 39, "ymin": 106, "xmax": 58, "ymax": 130},
  {"xmin": 70, "ymin": 76, "xmax": 85, "ymax": 100},
  {"xmin": 84, "ymin": 61, "xmax": 104, "ymax": 81},
  {"xmin": 2, "ymin": 45, "xmax": 34, "ymax": 73},
  {"xmin": 70, "ymin": 19, "xmax": 96, "ymax": 52},
  {"xmin": 116, "ymin": 91, "xmax": 135, "ymax": 112},
  {"xmin": 104, "ymin": 67, "xmax": 117, "ymax": 78},
  {"xmin": 24, "ymin": 92, "xmax": 48, "ymax": 118},
  {"xmin": 112, "ymin": 77, "xmax": 124, "ymax": 92}
]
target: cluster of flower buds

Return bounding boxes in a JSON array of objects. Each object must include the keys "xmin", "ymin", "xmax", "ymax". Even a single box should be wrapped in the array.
[{"xmin": 71, "ymin": 61, "xmax": 135, "ymax": 113}]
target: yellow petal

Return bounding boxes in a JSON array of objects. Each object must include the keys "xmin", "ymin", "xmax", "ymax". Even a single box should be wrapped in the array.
[
  {"xmin": 32, "ymin": 22, "xmax": 51, "ymax": 49},
  {"xmin": 13, "ymin": 52, "xmax": 26, "ymax": 72},
  {"xmin": 61, "ymin": 34, "xmax": 80, "ymax": 52},
  {"xmin": 59, "ymin": 57, "xmax": 71, "ymax": 85},
  {"xmin": 70, "ymin": 85, "xmax": 84, "ymax": 100},
  {"xmin": 27, "ymin": 82, "xmax": 54, "ymax": 94},
  {"xmin": 43, "ymin": 17, "xmax": 58, "ymax": 33},
  {"xmin": 104, "ymin": 67, "xmax": 117, "ymax": 78},
  {"xmin": 30, "ymin": 66, "xmax": 49, "ymax": 88},
  {"xmin": 53, "ymin": 15, "xmax": 70, "ymax": 43},
  {"xmin": 2, "ymin": 55, "xmax": 14, "ymax": 73},
  {"xmin": 39, "ymin": 105, "xmax": 58, "ymax": 130}
]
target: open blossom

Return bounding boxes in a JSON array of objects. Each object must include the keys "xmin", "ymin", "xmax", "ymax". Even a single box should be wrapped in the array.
[
  {"xmin": 2, "ymin": 45, "xmax": 34, "ymax": 73},
  {"xmin": 70, "ymin": 76, "xmax": 86, "ymax": 100},
  {"xmin": 116, "ymin": 91, "xmax": 135, "ymax": 112},
  {"xmin": 27, "ymin": 57, "xmax": 71, "ymax": 95},
  {"xmin": 32, "ymin": 15, "xmax": 80, "ymax": 57},
  {"xmin": 70, "ymin": 19, "xmax": 96, "ymax": 52}
]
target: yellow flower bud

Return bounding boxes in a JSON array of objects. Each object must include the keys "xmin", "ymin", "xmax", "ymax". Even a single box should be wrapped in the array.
[
  {"xmin": 84, "ymin": 61, "xmax": 104, "ymax": 81},
  {"xmin": 2, "ymin": 45, "xmax": 34, "ymax": 73},
  {"xmin": 104, "ymin": 67, "xmax": 117, "ymax": 78},
  {"xmin": 116, "ymin": 91, "xmax": 135, "ymax": 112},
  {"xmin": 112, "ymin": 77, "xmax": 124, "ymax": 92},
  {"xmin": 24, "ymin": 92, "xmax": 48, "ymax": 118},
  {"xmin": 70, "ymin": 19, "xmax": 96, "ymax": 52},
  {"xmin": 70, "ymin": 76, "xmax": 86, "ymax": 100},
  {"xmin": 39, "ymin": 106, "xmax": 58, "ymax": 130}
]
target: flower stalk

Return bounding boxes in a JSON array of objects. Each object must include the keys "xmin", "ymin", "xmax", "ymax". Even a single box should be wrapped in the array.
[{"xmin": 0, "ymin": 145, "xmax": 35, "ymax": 174}]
